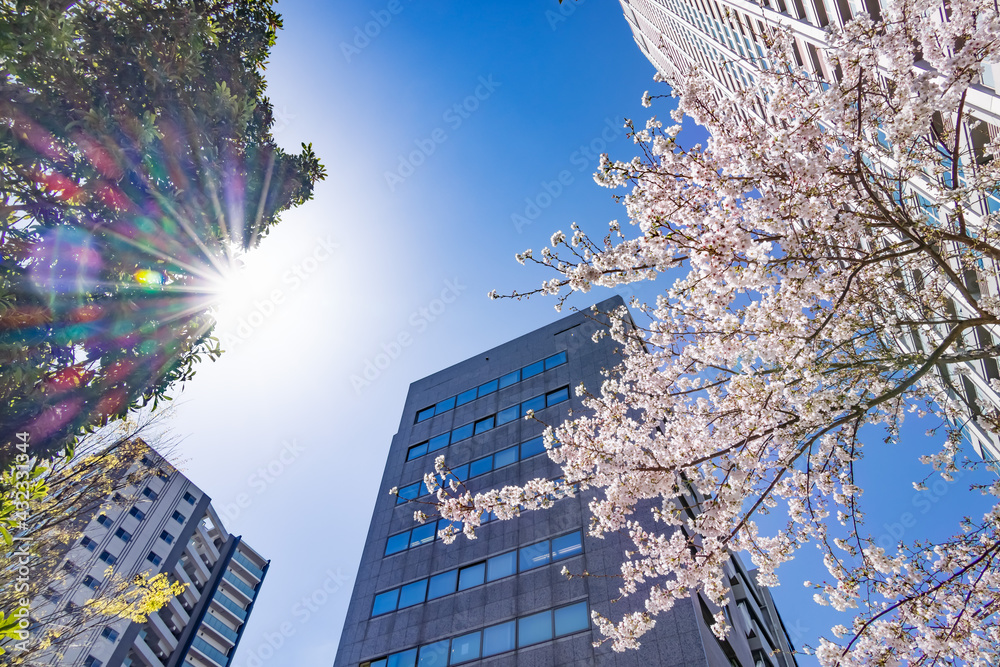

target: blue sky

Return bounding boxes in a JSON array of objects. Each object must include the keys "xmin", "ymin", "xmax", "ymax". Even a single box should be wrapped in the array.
[{"xmin": 162, "ymin": 2, "xmax": 998, "ymax": 665}]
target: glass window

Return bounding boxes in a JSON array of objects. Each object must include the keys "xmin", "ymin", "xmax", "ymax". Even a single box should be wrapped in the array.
[
  {"xmin": 83, "ymin": 575, "xmax": 100, "ymax": 591},
  {"xmin": 372, "ymin": 589, "xmax": 399, "ymax": 616},
  {"xmin": 416, "ymin": 406, "xmax": 435, "ymax": 423},
  {"xmin": 397, "ymin": 482, "xmax": 421, "ymax": 504},
  {"xmin": 451, "ymin": 423, "xmax": 474, "ymax": 442},
  {"xmin": 552, "ymin": 532, "xmax": 583, "ymax": 561},
  {"xmin": 172, "ymin": 511, "xmax": 186, "ymax": 524},
  {"xmin": 160, "ymin": 530, "xmax": 174, "ymax": 544},
  {"xmin": 450, "ymin": 631, "xmax": 481, "ymax": 665},
  {"xmin": 522, "ymin": 360, "xmax": 544, "ymax": 379},
  {"xmin": 410, "ymin": 523, "xmax": 436, "ymax": 548},
  {"xmin": 477, "ymin": 379, "xmax": 498, "ymax": 397},
  {"xmin": 427, "ymin": 569, "xmax": 458, "ymax": 600},
  {"xmin": 519, "ymin": 540, "xmax": 550, "ymax": 571},
  {"xmin": 438, "ymin": 519, "xmax": 462, "ymax": 536},
  {"xmin": 115, "ymin": 527, "xmax": 131, "ymax": 542},
  {"xmin": 435, "ymin": 396, "xmax": 456, "ymax": 415},
  {"xmin": 97, "ymin": 514, "xmax": 112, "ymax": 527},
  {"xmin": 183, "ymin": 491, "xmax": 196, "ymax": 504},
  {"xmin": 141, "ymin": 487, "xmax": 158, "ymax": 500},
  {"xmin": 518, "ymin": 610, "xmax": 553, "ymax": 647},
  {"xmin": 428, "ymin": 433, "xmax": 450, "ymax": 452},
  {"xmin": 387, "ymin": 648, "xmax": 417, "ymax": 667},
  {"xmin": 554, "ymin": 601, "xmax": 589, "ymax": 636},
  {"xmin": 450, "ymin": 464, "xmax": 468, "ymax": 482},
  {"xmin": 521, "ymin": 395, "xmax": 545, "ymax": 413},
  {"xmin": 496, "ymin": 405, "xmax": 519, "ymax": 425},
  {"xmin": 457, "ymin": 562, "xmax": 486, "ymax": 591},
  {"xmin": 147, "ymin": 552, "xmax": 161, "ymax": 566},
  {"xmin": 546, "ymin": 387, "xmax": 570, "ymax": 406},
  {"xmin": 368, "ymin": 660, "xmax": 388, "ymax": 667},
  {"xmin": 398, "ymin": 579, "xmax": 427, "ymax": 609},
  {"xmin": 494, "ymin": 446, "xmax": 518, "ymax": 469},
  {"xmin": 101, "ymin": 626, "xmax": 119, "ymax": 641},
  {"xmin": 129, "ymin": 507, "xmax": 145, "ymax": 520},
  {"xmin": 418, "ymin": 640, "xmax": 449, "ymax": 667},
  {"xmin": 456, "ymin": 388, "xmax": 477, "ymax": 406},
  {"xmin": 486, "ymin": 552, "xmax": 516, "ymax": 581},
  {"xmin": 385, "ymin": 532, "xmax": 409, "ymax": 556},
  {"xmin": 407, "ymin": 443, "xmax": 428, "ymax": 461},
  {"xmin": 482, "ymin": 620, "xmax": 516, "ymax": 657},
  {"xmin": 469, "ymin": 456, "xmax": 492, "ymax": 478},
  {"xmin": 81, "ymin": 536, "xmax": 97, "ymax": 551},
  {"xmin": 99, "ymin": 550, "xmax": 116, "ymax": 565},
  {"xmin": 498, "ymin": 370, "xmax": 519, "ymax": 388},
  {"xmin": 545, "ymin": 351, "xmax": 567, "ymax": 369},
  {"xmin": 84, "ymin": 656, "xmax": 102, "ymax": 667},
  {"xmin": 520, "ymin": 436, "xmax": 546, "ymax": 458},
  {"xmin": 474, "ymin": 416, "xmax": 494, "ymax": 435}
]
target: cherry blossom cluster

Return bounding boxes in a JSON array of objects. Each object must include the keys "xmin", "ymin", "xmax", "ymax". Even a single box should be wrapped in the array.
[{"xmin": 418, "ymin": 1, "xmax": 1000, "ymax": 664}]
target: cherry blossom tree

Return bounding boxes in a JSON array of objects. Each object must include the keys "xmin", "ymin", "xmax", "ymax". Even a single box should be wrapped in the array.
[{"xmin": 423, "ymin": 1, "xmax": 1000, "ymax": 664}]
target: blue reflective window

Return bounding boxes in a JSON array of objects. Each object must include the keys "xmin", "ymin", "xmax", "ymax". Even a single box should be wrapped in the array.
[
  {"xmin": 410, "ymin": 523, "xmax": 436, "ymax": 548},
  {"xmin": 482, "ymin": 620, "xmax": 515, "ymax": 657},
  {"xmin": 521, "ymin": 395, "xmax": 545, "ymax": 413},
  {"xmin": 450, "ymin": 464, "xmax": 468, "ymax": 482},
  {"xmin": 397, "ymin": 483, "xmax": 421, "ymax": 504},
  {"xmin": 518, "ymin": 610, "xmax": 552, "ymax": 647},
  {"xmin": 450, "ymin": 631, "xmax": 481, "ymax": 665},
  {"xmin": 469, "ymin": 456, "xmax": 492, "ymax": 478},
  {"xmin": 545, "ymin": 351, "xmax": 567, "ymax": 369},
  {"xmin": 438, "ymin": 519, "xmax": 462, "ymax": 536},
  {"xmin": 416, "ymin": 407, "xmax": 435, "ymax": 423},
  {"xmin": 519, "ymin": 540, "xmax": 550, "ymax": 571},
  {"xmin": 427, "ymin": 569, "xmax": 457, "ymax": 600},
  {"xmin": 552, "ymin": 532, "xmax": 583, "ymax": 561},
  {"xmin": 474, "ymin": 416, "xmax": 494, "ymax": 435},
  {"xmin": 428, "ymin": 433, "xmax": 450, "ymax": 452},
  {"xmin": 456, "ymin": 389, "xmax": 477, "ymax": 406},
  {"xmin": 387, "ymin": 648, "xmax": 417, "ymax": 667},
  {"xmin": 520, "ymin": 436, "xmax": 546, "ymax": 459},
  {"xmin": 398, "ymin": 580, "xmax": 427, "ymax": 609},
  {"xmin": 407, "ymin": 443, "xmax": 428, "ymax": 461},
  {"xmin": 451, "ymin": 423, "xmax": 474, "ymax": 442},
  {"xmin": 385, "ymin": 533, "xmax": 409, "ymax": 556},
  {"xmin": 435, "ymin": 396, "xmax": 456, "ymax": 415},
  {"xmin": 555, "ymin": 601, "xmax": 589, "ymax": 636},
  {"xmin": 418, "ymin": 640, "xmax": 450, "ymax": 667},
  {"xmin": 498, "ymin": 370, "xmax": 519, "ymax": 388},
  {"xmin": 372, "ymin": 589, "xmax": 399, "ymax": 616},
  {"xmin": 546, "ymin": 387, "xmax": 570, "ymax": 406},
  {"xmin": 370, "ymin": 660, "xmax": 388, "ymax": 667},
  {"xmin": 486, "ymin": 552, "xmax": 516, "ymax": 581},
  {"xmin": 494, "ymin": 446, "xmax": 518, "ymax": 469},
  {"xmin": 496, "ymin": 405, "xmax": 519, "ymax": 425},
  {"xmin": 477, "ymin": 379, "xmax": 498, "ymax": 397},
  {"xmin": 522, "ymin": 360, "xmax": 544, "ymax": 379},
  {"xmin": 458, "ymin": 562, "xmax": 485, "ymax": 591}
]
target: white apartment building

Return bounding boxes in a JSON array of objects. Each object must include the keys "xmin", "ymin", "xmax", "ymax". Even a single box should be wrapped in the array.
[
  {"xmin": 618, "ymin": 0, "xmax": 1000, "ymax": 462},
  {"xmin": 32, "ymin": 442, "xmax": 269, "ymax": 667}
]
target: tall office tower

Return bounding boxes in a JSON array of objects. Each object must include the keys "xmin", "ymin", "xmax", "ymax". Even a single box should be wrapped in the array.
[
  {"xmin": 617, "ymin": 0, "xmax": 1000, "ymax": 462},
  {"xmin": 31, "ymin": 442, "xmax": 269, "ymax": 667},
  {"xmin": 334, "ymin": 296, "xmax": 798, "ymax": 667}
]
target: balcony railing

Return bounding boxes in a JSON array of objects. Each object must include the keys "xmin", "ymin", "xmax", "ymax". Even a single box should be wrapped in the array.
[
  {"xmin": 212, "ymin": 591, "xmax": 247, "ymax": 621},
  {"xmin": 231, "ymin": 551, "xmax": 264, "ymax": 580}
]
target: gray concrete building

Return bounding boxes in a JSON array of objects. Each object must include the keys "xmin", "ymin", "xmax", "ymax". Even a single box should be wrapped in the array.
[
  {"xmin": 32, "ymin": 442, "xmax": 269, "ymax": 667},
  {"xmin": 333, "ymin": 297, "xmax": 798, "ymax": 667}
]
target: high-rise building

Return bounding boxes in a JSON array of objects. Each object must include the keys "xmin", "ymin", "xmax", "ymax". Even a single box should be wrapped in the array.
[
  {"xmin": 31, "ymin": 442, "xmax": 269, "ymax": 667},
  {"xmin": 617, "ymin": 0, "xmax": 1000, "ymax": 462},
  {"xmin": 333, "ymin": 296, "xmax": 798, "ymax": 667}
]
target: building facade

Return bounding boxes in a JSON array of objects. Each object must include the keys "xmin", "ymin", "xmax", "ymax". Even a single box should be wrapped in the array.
[
  {"xmin": 333, "ymin": 296, "xmax": 797, "ymax": 667},
  {"xmin": 617, "ymin": 0, "xmax": 1000, "ymax": 462},
  {"xmin": 32, "ymin": 443, "xmax": 269, "ymax": 667}
]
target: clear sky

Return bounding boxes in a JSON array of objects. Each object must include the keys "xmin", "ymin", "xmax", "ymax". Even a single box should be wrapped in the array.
[{"xmin": 162, "ymin": 2, "xmax": 998, "ymax": 666}]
